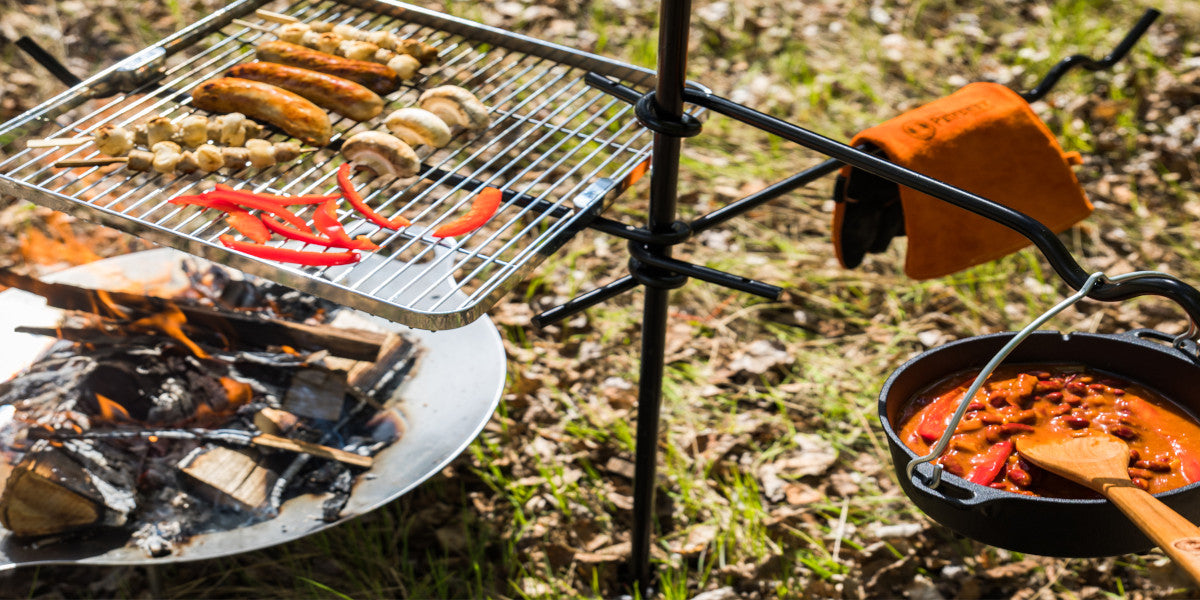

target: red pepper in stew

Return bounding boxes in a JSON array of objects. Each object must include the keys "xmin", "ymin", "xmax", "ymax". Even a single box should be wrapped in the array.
[
  {"xmin": 915, "ymin": 388, "xmax": 965, "ymax": 444},
  {"xmin": 967, "ymin": 440, "xmax": 1012, "ymax": 484},
  {"xmin": 313, "ymin": 199, "xmax": 379, "ymax": 251},
  {"xmin": 432, "ymin": 186, "xmax": 503, "ymax": 238},
  {"xmin": 219, "ymin": 235, "xmax": 359, "ymax": 266},
  {"xmin": 336, "ymin": 163, "xmax": 410, "ymax": 230}
]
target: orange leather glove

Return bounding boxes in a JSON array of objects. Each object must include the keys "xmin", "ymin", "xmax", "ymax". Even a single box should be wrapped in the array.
[{"xmin": 832, "ymin": 82, "xmax": 1091, "ymax": 280}]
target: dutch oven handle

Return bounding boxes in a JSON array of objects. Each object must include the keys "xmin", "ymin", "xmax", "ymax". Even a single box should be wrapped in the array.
[
  {"xmin": 907, "ymin": 461, "xmax": 1011, "ymax": 510},
  {"xmin": 1123, "ymin": 328, "xmax": 1200, "ymax": 363}
]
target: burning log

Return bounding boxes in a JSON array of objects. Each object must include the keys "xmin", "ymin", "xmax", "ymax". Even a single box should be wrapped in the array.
[
  {"xmin": 31, "ymin": 427, "xmax": 373, "ymax": 469},
  {"xmin": 0, "ymin": 440, "xmax": 137, "ymax": 537},
  {"xmin": 0, "ymin": 268, "xmax": 386, "ymax": 360},
  {"xmin": 179, "ymin": 446, "xmax": 277, "ymax": 511},
  {"xmin": 0, "ymin": 260, "xmax": 421, "ymax": 556}
]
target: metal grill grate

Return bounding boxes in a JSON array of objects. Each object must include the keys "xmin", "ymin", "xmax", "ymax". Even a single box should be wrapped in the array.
[{"xmin": 0, "ymin": 0, "xmax": 666, "ymax": 330}]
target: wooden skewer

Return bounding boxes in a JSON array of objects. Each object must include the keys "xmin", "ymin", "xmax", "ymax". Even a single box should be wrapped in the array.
[
  {"xmin": 54, "ymin": 157, "xmax": 127, "ymax": 168},
  {"xmin": 255, "ymin": 9, "xmax": 299, "ymax": 24},
  {"xmin": 231, "ymin": 18, "xmax": 275, "ymax": 34},
  {"xmin": 251, "ymin": 433, "xmax": 374, "ymax": 468},
  {"xmin": 28, "ymin": 137, "xmax": 90, "ymax": 148}
]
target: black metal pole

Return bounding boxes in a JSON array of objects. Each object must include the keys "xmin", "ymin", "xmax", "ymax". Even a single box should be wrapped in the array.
[{"xmin": 630, "ymin": 0, "xmax": 693, "ymax": 593}]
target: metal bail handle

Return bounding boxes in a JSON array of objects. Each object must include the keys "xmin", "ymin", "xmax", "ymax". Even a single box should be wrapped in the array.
[{"xmin": 905, "ymin": 270, "xmax": 1200, "ymax": 488}]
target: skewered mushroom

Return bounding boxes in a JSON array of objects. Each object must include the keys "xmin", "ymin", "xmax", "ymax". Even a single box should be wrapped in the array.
[
  {"xmin": 338, "ymin": 40, "xmax": 377, "ymax": 61},
  {"xmin": 214, "ymin": 113, "xmax": 248, "ymax": 147},
  {"xmin": 151, "ymin": 141, "xmax": 181, "ymax": 155},
  {"xmin": 340, "ymin": 131, "xmax": 419, "ymax": 178},
  {"xmin": 277, "ymin": 22, "xmax": 309, "ymax": 44},
  {"xmin": 127, "ymin": 150, "xmax": 154, "ymax": 172},
  {"xmin": 272, "ymin": 141, "xmax": 301, "ymax": 162},
  {"xmin": 176, "ymin": 151, "xmax": 200, "ymax": 174},
  {"xmin": 417, "ymin": 86, "xmax": 490, "ymax": 131},
  {"xmin": 92, "ymin": 124, "xmax": 135, "ymax": 156},
  {"xmin": 152, "ymin": 150, "xmax": 182, "ymax": 174},
  {"xmin": 177, "ymin": 115, "xmax": 209, "ymax": 147},
  {"xmin": 385, "ymin": 54, "xmax": 420, "ymax": 80},
  {"xmin": 145, "ymin": 117, "xmax": 177, "ymax": 147},
  {"xmin": 385, "ymin": 107, "xmax": 452, "ymax": 148},
  {"xmin": 222, "ymin": 147, "xmax": 251, "ymax": 170},
  {"xmin": 195, "ymin": 144, "xmax": 224, "ymax": 172},
  {"xmin": 245, "ymin": 139, "xmax": 275, "ymax": 169}
]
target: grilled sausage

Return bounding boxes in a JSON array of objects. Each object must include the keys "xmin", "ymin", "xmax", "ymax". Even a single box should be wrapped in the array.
[
  {"xmin": 191, "ymin": 77, "xmax": 332, "ymax": 146},
  {"xmin": 255, "ymin": 41, "xmax": 400, "ymax": 96},
  {"xmin": 226, "ymin": 62, "xmax": 383, "ymax": 122}
]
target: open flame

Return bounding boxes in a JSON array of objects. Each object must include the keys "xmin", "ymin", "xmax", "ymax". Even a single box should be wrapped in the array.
[
  {"xmin": 18, "ymin": 213, "xmax": 103, "ymax": 267},
  {"xmin": 129, "ymin": 303, "xmax": 209, "ymax": 359},
  {"xmin": 94, "ymin": 393, "xmax": 133, "ymax": 423}
]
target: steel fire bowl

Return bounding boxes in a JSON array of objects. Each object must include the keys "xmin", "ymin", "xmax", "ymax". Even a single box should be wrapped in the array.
[
  {"xmin": 879, "ymin": 330, "xmax": 1200, "ymax": 557},
  {"xmin": 0, "ymin": 248, "xmax": 507, "ymax": 569}
]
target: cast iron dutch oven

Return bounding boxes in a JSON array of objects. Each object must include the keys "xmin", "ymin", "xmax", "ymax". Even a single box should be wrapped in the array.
[{"xmin": 879, "ymin": 329, "xmax": 1200, "ymax": 557}]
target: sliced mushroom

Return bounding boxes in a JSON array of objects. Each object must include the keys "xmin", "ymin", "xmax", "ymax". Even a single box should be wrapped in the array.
[
  {"xmin": 385, "ymin": 107, "xmax": 452, "ymax": 149},
  {"xmin": 195, "ymin": 144, "xmax": 223, "ymax": 172},
  {"xmin": 92, "ymin": 124, "xmax": 134, "ymax": 156},
  {"xmin": 417, "ymin": 86, "xmax": 489, "ymax": 131},
  {"xmin": 145, "ymin": 117, "xmax": 177, "ymax": 147},
  {"xmin": 386, "ymin": 54, "xmax": 420, "ymax": 81},
  {"xmin": 222, "ymin": 147, "xmax": 250, "ymax": 170},
  {"xmin": 340, "ymin": 131, "xmax": 419, "ymax": 178}
]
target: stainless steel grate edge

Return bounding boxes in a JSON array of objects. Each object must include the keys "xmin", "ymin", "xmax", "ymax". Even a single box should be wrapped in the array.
[{"xmin": 0, "ymin": 0, "xmax": 671, "ymax": 330}]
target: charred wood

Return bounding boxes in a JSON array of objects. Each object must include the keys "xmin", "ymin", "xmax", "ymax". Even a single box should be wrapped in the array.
[{"xmin": 0, "ymin": 268, "xmax": 386, "ymax": 360}]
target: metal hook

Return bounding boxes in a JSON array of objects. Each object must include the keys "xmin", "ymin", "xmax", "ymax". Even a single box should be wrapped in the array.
[{"xmin": 905, "ymin": 270, "xmax": 1173, "ymax": 488}]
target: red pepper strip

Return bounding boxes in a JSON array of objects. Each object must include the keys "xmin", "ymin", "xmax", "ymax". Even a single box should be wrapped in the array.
[
  {"xmin": 172, "ymin": 192, "xmax": 310, "ymax": 231},
  {"xmin": 224, "ymin": 209, "xmax": 270, "ymax": 243},
  {"xmin": 916, "ymin": 388, "xmax": 966, "ymax": 444},
  {"xmin": 313, "ymin": 199, "xmax": 379, "ymax": 251},
  {"xmin": 432, "ymin": 186, "xmax": 504, "ymax": 238},
  {"xmin": 967, "ymin": 440, "xmax": 1014, "ymax": 485},
  {"xmin": 205, "ymin": 190, "xmax": 312, "ymax": 229},
  {"xmin": 219, "ymin": 235, "xmax": 359, "ymax": 266},
  {"xmin": 260, "ymin": 215, "xmax": 349, "ymax": 249},
  {"xmin": 214, "ymin": 183, "xmax": 339, "ymax": 205},
  {"xmin": 337, "ymin": 163, "xmax": 410, "ymax": 229},
  {"xmin": 171, "ymin": 195, "xmax": 269, "ymax": 243}
]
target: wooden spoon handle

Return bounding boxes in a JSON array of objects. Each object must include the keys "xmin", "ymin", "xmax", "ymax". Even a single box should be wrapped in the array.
[{"xmin": 1106, "ymin": 483, "xmax": 1200, "ymax": 583}]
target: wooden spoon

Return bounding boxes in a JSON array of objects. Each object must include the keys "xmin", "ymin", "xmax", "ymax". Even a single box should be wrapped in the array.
[{"xmin": 1016, "ymin": 434, "xmax": 1200, "ymax": 584}]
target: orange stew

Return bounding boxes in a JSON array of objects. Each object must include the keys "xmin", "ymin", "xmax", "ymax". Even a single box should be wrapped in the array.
[{"xmin": 897, "ymin": 365, "xmax": 1200, "ymax": 498}]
